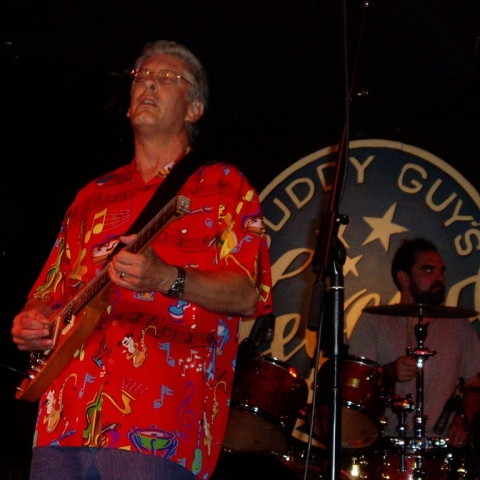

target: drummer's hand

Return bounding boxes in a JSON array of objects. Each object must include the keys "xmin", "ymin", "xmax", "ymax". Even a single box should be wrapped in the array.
[
  {"xmin": 395, "ymin": 355, "xmax": 417, "ymax": 382},
  {"xmin": 446, "ymin": 415, "xmax": 467, "ymax": 448}
]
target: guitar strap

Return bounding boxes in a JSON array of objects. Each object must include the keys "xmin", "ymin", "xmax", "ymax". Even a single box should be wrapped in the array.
[{"xmin": 108, "ymin": 149, "xmax": 206, "ymax": 258}]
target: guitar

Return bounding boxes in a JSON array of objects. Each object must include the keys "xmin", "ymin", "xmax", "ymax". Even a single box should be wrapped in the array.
[{"xmin": 16, "ymin": 195, "xmax": 191, "ymax": 402}]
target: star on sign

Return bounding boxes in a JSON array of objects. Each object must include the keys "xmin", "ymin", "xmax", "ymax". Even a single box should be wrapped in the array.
[
  {"xmin": 343, "ymin": 254, "xmax": 363, "ymax": 277},
  {"xmin": 362, "ymin": 202, "xmax": 409, "ymax": 251}
]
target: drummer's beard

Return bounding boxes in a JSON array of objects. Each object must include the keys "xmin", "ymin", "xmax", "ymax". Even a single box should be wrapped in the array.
[{"xmin": 411, "ymin": 281, "xmax": 445, "ymax": 305}]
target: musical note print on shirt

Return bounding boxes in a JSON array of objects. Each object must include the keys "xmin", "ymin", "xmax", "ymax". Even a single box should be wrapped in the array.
[
  {"xmin": 153, "ymin": 385, "xmax": 174, "ymax": 409},
  {"xmin": 168, "ymin": 299, "xmax": 191, "ymax": 322},
  {"xmin": 78, "ymin": 373, "xmax": 96, "ymax": 398},
  {"xmin": 179, "ymin": 350, "xmax": 202, "ymax": 377},
  {"xmin": 216, "ymin": 320, "xmax": 230, "ymax": 354},
  {"xmin": 85, "ymin": 207, "xmax": 131, "ymax": 244},
  {"xmin": 176, "ymin": 381, "xmax": 196, "ymax": 440},
  {"xmin": 158, "ymin": 342, "xmax": 175, "ymax": 367}
]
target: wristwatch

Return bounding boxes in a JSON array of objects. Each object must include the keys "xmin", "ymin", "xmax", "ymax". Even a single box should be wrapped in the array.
[{"xmin": 164, "ymin": 266, "xmax": 186, "ymax": 298}]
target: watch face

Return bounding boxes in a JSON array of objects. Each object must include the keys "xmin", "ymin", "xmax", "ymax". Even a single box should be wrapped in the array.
[
  {"xmin": 169, "ymin": 284, "xmax": 184, "ymax": 298},
  {"xmin": 167, "ymin": 267, "xmax": 186, "ymax": 298}
]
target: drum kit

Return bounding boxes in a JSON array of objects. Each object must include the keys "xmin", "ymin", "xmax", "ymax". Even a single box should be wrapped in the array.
[{"xmin": 212, "ymin": 304, "xmax": 479, "ymax": 480}]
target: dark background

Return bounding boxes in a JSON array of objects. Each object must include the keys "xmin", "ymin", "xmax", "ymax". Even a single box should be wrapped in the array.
[{"xmin": 1, "ymin": 0, "xmax": 479, "ymax": 477}]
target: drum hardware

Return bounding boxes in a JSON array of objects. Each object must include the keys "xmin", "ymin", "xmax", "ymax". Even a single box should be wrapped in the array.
[
  {"xmin": 364, "ymin": 436, "xmax": 479, "ymax": 479},
  {"xmin": 364, "ymin": 304, "xmax": 438, "ymax": 476},
  {"xmin": 392, "ymin": 394, "xmax": 416, "ymax": 473},
  {"xmin": 409, "ymin": 311, "xmax": 438, "ymax": 479},
  {"xmin": 365, "ymin": 437, "xmax": 455, "ymax": 479},
  {"xmin": 363, "ymin": 304, "xmax": 480, "ymax": 480},
  {"xmin": 347, "ymin": 456, "xmax": 366, "ymax": 478}
]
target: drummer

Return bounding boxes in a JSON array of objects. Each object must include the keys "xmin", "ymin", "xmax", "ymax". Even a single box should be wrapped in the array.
[{"xmin": 348, "ymin": 237, "xmax": 480, "ymax": 449}]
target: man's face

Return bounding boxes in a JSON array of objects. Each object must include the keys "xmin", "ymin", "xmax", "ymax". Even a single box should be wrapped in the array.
[
  {"xmin": 127, "ymin": 54, "xmax": 198, "ymax": 136},
  {"xmin": 408, "ymin": 250, "xmax": 446, "ymax": 305}
]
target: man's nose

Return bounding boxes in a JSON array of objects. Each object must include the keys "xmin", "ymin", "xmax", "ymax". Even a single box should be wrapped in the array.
[
  {"xmin": 436, "ymin": 270, "xmax": 446, "ymax": 282},
  {"xmin": 144, "ymin": 78, "xmax": 158, "ymax": 91}
]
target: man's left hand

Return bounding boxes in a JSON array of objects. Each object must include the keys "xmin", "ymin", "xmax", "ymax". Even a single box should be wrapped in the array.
[{"xmin": 108, "ymin": 234, "xmax": 177, "ymax": 294}]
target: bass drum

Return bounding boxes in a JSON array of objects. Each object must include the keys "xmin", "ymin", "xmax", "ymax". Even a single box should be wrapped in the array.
[{"xmin": 223, "ymin": 356, "xmax": 308, "ymax": 455}]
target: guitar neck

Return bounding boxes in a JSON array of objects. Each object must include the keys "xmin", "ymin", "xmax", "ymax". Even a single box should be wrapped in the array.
[
  {"xmin": 63, "ymin": 196, "xmax": 190, "ymax": 314},
  {"xmin": 48, "ymin": 196, "xmax": 190, "ymax": 334}
]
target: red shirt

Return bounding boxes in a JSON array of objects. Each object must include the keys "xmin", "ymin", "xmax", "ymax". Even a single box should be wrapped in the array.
[{"xmin": 29, "ymin": 157, "xmax": 273, "ymax": 479}]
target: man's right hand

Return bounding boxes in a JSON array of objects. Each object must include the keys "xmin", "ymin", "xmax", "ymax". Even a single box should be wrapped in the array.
[
  {"xmin": 384, "ymin": 355, "xmax": 417, "ymax": 382},
  {"xmin": 11, "ymin": 300, "xmax": 54, "ymax": 351}
]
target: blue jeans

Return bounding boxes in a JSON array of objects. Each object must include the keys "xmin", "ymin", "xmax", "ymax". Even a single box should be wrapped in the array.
[{"xmin": 30, "ymin": 447, "xmax": 197, "ymax": 480}]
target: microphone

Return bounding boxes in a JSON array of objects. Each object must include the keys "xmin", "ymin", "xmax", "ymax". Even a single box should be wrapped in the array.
[
  {"xmin": 263, "ymin": 314, "xmax": 276, "ymax": 343},
  {"xmin": 433, "ymin": 377, "xmax": 464, "ymax": 435}
]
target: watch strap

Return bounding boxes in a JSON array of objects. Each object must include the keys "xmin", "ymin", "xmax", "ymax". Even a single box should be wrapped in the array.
[{"xmin": 164, "ymin": 266, "xmax": 186, "ymax": 298}]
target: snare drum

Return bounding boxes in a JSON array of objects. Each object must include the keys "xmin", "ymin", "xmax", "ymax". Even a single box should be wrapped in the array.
[
  {"xmin": 223, "ymin": 356, "xmax": 308, "ymax": 454},
  {"xmin": 316, "ymin": 355, "xmax": 392, "ymax": 450}
]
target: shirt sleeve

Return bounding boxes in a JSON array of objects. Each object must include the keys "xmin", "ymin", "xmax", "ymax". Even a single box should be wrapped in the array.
[
  {"xmin": 27, "ymin": 220, "xmax": 69, "ymax": 310},
  {"xmin": 212, "ymin": 164, "xmax": 273, "ymax": 317},
  {"xmin": 462, "ymin": 320, "xmax": 480, "ymax": 380}
]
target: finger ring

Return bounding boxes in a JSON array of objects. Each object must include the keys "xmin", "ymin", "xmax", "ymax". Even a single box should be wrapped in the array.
[{"xmin": 120, "ymin": 272, "xmax": 125, "ymax": 279}]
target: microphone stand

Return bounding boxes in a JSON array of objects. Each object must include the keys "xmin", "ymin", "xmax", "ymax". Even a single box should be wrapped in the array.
[
  {"xmin": 306, "ymin": 1, "xmax": 373, "ymax": 478},
  {"xmin": 237, "ymin": 314, "xmax": 276, "ymax": 360}
]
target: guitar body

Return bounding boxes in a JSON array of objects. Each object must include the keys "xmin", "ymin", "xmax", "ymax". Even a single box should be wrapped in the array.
[
  {"xmin": 16, "ymin": 195, "xmax": 191, "ymax": 402},
  {"xmin": 16, "ymin": 285, "xmax": 111, "ymax": 402}
]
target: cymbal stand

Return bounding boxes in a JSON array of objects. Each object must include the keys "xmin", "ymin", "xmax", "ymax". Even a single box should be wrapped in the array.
[
  {"xmin": 408, "ymin": 313, "xmax": 436, "ymax": 479},
  {"xmin": 392, "ymin": 394, "xmax": 415, "ymax": 473}
]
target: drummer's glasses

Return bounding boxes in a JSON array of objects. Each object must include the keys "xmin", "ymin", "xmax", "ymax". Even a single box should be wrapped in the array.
[{"xmin": 130, "ymin": 68, "xmax": 193, "ymax": 87}]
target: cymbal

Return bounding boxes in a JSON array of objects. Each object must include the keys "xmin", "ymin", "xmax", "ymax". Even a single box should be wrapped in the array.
[{"xmin": 363, "ymin": 304, "xmax": 479, "ymax": 319}]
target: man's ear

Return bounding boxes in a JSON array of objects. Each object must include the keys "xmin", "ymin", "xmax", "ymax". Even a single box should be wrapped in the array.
[
  {"xmin": 185, "ymin": 101, "xmax": 204, "ymax": 123},
  {"xmin": 126, "ymin": 107, "xmax": 131, "ymax": 118},
  {"xmin": 397, "ymin": 270, "xmax": 410, "ymax": 289}
]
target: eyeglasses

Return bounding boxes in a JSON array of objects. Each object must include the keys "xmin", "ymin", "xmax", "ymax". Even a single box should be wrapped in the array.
[{"xmin": 130, "ymin": 68, "xmax": 193, "ymax": 86}]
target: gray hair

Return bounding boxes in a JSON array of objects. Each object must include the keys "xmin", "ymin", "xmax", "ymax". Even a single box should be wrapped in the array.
[{"xmin": 134, "ymin": 40, "xmax": 209, "ymax": 141}]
